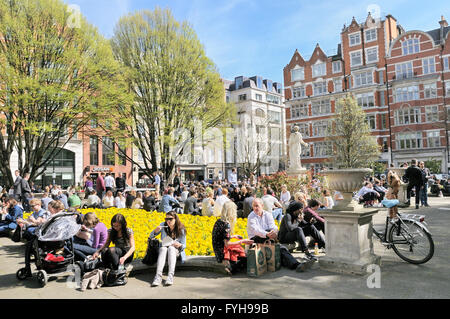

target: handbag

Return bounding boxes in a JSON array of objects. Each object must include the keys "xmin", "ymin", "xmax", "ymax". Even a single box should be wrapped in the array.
[
  {"xmin": 280, "ymin": 245, "xmax": 299, "ymax": 270},
  {"xmin": 11, "ymin": 224, "xmax": 24, "ymax": 242},
  {"xmin": 142, "ymin": 238, "xmax": 161, "ymax": 265},
  {"xmin": 102, "ymin": 268, "xmax": 127, "ymax": 287}
]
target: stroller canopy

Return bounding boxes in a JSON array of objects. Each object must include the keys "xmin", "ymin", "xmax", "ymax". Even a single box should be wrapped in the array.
[{"xmin": 38, "ymin": 212, "xmax": 81, "ymax": 242}]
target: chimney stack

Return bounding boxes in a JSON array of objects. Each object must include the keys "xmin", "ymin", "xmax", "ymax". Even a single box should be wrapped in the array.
[{"xmin": 439, "ymin": 15, "xmax": 448, "ymax": 28}]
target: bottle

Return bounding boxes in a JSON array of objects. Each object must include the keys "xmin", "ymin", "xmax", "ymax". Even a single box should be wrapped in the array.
[{"xmin": 314, "ymin": 242, "xmax": 319, "ymax": 256}]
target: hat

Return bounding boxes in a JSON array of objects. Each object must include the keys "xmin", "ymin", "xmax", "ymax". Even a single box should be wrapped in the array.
[{"xmin": 286, "ymin": 201, "xmax": 303, "ymax": 215}]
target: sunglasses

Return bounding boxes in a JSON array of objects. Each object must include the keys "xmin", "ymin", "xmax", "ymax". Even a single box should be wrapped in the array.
[{"xmin": 165, "ymin": 217, "xmax": 174, "ymax": 221}]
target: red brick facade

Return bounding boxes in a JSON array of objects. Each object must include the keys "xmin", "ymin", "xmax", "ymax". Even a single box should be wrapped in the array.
[{"xmin": 284, "ymin": 13, "xmax": 450, "ymax": 173}]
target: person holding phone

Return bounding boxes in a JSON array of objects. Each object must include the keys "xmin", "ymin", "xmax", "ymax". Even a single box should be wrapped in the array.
[
  {"xmin": 149, "ymin": 211, "xmax": 186, "ymax": 287},
  {"xmin": 212, "ymin": 201, "xmax": 254, "ymax": 275},
  {"xmin": 246, "ymin": 198, "xmax": 278, "ymax": 244}
]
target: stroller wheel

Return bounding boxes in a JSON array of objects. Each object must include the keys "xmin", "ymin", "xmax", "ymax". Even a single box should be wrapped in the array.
[
  {"xmin": 16, "ymin": 268, "xmax": 32, "ymax": 280},
  {"xmin": 37, "ymin": 270, "xmax": 48, "ymax": 287}
]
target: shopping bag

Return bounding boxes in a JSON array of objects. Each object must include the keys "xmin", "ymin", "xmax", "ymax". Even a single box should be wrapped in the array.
[
  {"xmin": 246, "ymin": 244, "xmax": 267, "ymax": 277},
  {"xmin": 261, "ymin": 240, "xmax": 281, "ymax": 272}
]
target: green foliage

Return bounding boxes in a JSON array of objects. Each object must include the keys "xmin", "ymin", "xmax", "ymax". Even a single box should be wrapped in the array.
[
  {"xmin": 0, "ymin": 0, "xmax": 129, "ymax": 187},
  {"xmin": 109, "ymin": 7, "xmax": 236, "ymax": 178},
  {"xmin": 425, "ymin": 158, "xmax": 442, "ymax": 174},
  {"xmin": 370, "ymin": 161, "xmax": 387, "ymax": 176},
  {"xmin": 325, "ymin": 95, "xmax": 381, "ymax": 169}
]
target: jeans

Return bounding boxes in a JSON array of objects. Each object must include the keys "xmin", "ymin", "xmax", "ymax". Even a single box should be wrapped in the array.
[
  {"xmin": 421, "ymin": 184, "xmax": 429, "ymax": 206},
  {"xmin": 73, "ymin": 237, "xmax": 97, "ymax": 261},
  {"xmin": 407, "ymin": 184, "xmax": 422, "ymax": 206},
  {"xmin": 279, "ymin": 224, "xmax": 325, "ymax": 251},
  {"xmin": 101, "ymin": 247, "xmax": 133, "ymax": 270},
  {"xmin": 155, "ymin": 246, "xmax": 180, "ymax": 277},
  {"xmin": 272, "ymin": 208, "xmax": 283, "ymax": 223},
  {"xmin": 0, "ymin": 222, "xmax": 17, "ymax": 234}
]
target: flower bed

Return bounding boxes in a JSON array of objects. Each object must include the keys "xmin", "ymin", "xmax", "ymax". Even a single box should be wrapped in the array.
[{"xmin": 79, "ymin": 208, "xmax": 254, "ymax": 259}]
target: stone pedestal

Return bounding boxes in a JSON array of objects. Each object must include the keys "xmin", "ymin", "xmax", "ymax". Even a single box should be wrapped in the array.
[
  {"xmin": 319, "ymin": 209, "xmax": 381, "ymax": 275},
  {"xmin": 286, "ymin": 167, "xmax": 307, "ymax": 178}
]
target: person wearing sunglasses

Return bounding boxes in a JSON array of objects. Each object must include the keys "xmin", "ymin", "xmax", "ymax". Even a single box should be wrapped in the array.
[
  {"xmin": 16, "ymin": 198, "xmax": 50, "ymax": 241},
  {"xmin": 149, "ymin": 211, "xmax": 187, "ymax": 287}
]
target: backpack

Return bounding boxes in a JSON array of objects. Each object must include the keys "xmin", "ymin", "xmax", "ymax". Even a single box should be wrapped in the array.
[
  {"xmin": 142, "ymin": 238, "xmax": 161, "ymax": 265},
  {"xmin": 102, "ymin": 268, "xmax": 128, "ymax": 287}
]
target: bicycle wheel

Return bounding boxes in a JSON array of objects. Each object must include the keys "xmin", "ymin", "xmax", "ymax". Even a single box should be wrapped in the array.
[{"xmin": 388, "ymin": 220, "xmax": 434, "ymax": 264}]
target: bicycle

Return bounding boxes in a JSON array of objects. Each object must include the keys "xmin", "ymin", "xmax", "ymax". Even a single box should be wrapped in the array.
[{"xmin": 372, "ymin": 200, "xmax": 434, "ymax": 264}]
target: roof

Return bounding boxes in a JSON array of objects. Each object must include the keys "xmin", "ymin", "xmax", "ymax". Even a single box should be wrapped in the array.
[{"xmin": 426, "ymin": 26, "xmax": 450, "ymax": 45}]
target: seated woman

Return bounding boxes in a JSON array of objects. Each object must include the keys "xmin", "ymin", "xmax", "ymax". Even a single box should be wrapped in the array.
[
  {"xmin": 0, "ymin": 197, "xmax": 23, "ymax": 236},
  {"xmin": 114, "ymin": 191, "xmax": 126, "ymax": 209},
  {"xmin": 201, "ymin": 188, "xmax": 215, "ymax": 217},
  {"xmin": 150, "ymin": 211, "xmax": 186, "ymax": 287},
  {"xmin": 321, "ymin": 189, "xmax": 334, "ymax": 210},
  {"xmin": 92, "ymin": 213, "xmax": 135, "ymax": 270},
  {"xmin": 73, "ymin": 212, "xmax": 107, "ymax": 261},
  {"xmin": 16, "ymin": 198, "xmax": 49, "ymax": 240},
  {"xmin": 278, "ymin": 201, "xmax": 324, "ymax": 262},
  {"xmin": 212, "ymin": 201, "xmax": 253, "ymax": 275},
  {"xmin": 131, "ymin": 192, "xmax": 144, "ymax": 209},
  {"xmin": 102, "ymin": 190, "xmax": 115, "ymax": 208},
  {"xmin": 143, "ymin": 191, "xmax": 157, "ymax": 212},
  {"xmin": 86, "ymin": 190, "xmax": 101, "ymax": 208}
]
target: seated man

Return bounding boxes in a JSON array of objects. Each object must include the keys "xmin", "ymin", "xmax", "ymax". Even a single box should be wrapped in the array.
[
  {"xmin": 355, "ymin": 182, "xmax": 380, "ymax": 208},
  {"xmin": 158, "ymin": 188, "xmax": 180, "ymax": 213},
  {"xmin": 0, "ymin": 197, "xmax": 23, "ymax": 236},
  {"xmin": 246, "ymin": 198, "xmax": 278, "ymax": 244},
  {"xmin": 183, "ymin": 189, "xmax": 201, "ymax": 216}
]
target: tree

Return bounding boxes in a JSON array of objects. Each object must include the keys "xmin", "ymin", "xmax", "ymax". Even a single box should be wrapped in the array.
[
  {"xmin": 325, "ymin": 95, "xmax": 381, "ymax": 168},
  {"xmin": 109, "ymin": 8, "xmax": 236, "ymax": 179},
  {"xmin": 0, "ymin": 0, "xmax": 128, "ymax": 188}
]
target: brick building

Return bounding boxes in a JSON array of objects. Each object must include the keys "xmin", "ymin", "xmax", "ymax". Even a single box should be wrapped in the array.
[{"xmin": 284, "ymin": 13, "xmax": 450, "ymax": 173}]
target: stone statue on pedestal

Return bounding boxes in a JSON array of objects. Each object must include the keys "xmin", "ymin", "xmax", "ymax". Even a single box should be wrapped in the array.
[{"xmin": 288, "ymin": 125, "xmax": 309, "ymax": 171}]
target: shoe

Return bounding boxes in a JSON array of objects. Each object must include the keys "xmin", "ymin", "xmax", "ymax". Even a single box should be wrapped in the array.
[
  {"xmin": 304, "ymin": 251, "xmax": 318, "ymax": 262},
  {"xmin": 295, "ymin": 259, "xmax": 314, "ymax": 272},
  {"xmin": 425, "ymin": 204, "xmax": 430, "ymax": 207},
  {"xmin": 165, "ymin": 274, "xmax": 174, "ymax": 286},
  {"xmin": 151, "ymin": 274, "xmax": 162, "ymax": 287},
  {"xmin": 415, "ymin": 205, "xmax": 419, "ymax": 209},
  {"xmin": 404, "ymin": 201, "xmax": 410, "ymax": 206}
]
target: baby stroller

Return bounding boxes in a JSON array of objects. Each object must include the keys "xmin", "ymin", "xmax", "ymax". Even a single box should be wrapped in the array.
[{"xmin": 16, "ymin": 212, "xmax": 82, "ymax": 287}]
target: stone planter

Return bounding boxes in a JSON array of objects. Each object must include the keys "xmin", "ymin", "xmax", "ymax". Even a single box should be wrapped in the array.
[
  {"xmin": 324, "ymin": 168, "xmax": 372, "ymax": 211},
  {"xmin": 319, "ymin": 209, "xmax": 380, "ymax": 275}
]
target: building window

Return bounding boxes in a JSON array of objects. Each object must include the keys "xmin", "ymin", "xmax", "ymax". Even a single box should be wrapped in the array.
[
  {"xmin": 366, "ymin": 46, "xmax": 378, "ymax": 64},
  {"xmin": 426, "ymin": 131, "xmax": 441, "ymax": 148},
  {"xmin": 238, "ymin": 94, "xmax": 247, "ymax": 101},
  {"xmin": 297, "ymin": 123, "xmax": 310, "ymax": 137},
  {"xmin": 267, "ymin": 94, "xmax": 280, "ymax": 105},
  {"xmin": 89, "ymin": 136, "xmax": 99, "ymax": 166},
  {"xmin": 301, "ymin": 144, "xmax": 311, "ymax": 157},
  {"xmin": 356, "ymin": 92, "xmax": 375, "ymax": 108},
  {"xmin": 380, "ymin": 114, "xmax": 387, "ymax": 130},
  {"xmin": 422, "ymin": 57, "xmax": 436, "ymax": 75},
  {"xmin": 365, "ymin": 29, "xmax": 377, "ymax": 42},
  {"xmin": 268, "ymin": 111, "xmax": 281, "ymax": 124},
  {"xmin": 424, "ymin": 83, "xmax": 437, "ymax": 99},
  {"xmin": 379, "ymin": 70, "xmax": 384, "ymax": 84},
  {"xmin": 291, "ymin": 68, "xmax": 304, "ymax": 81},
  {"xmin": 312, "ymin": 62, "xmax": 326, "ymax": 77},
  {"xmin": 90, "ymin": 119, "xmax": 97, "ymax": 128},
  {"xmin": 394, "ymin": 85, "xmax": 419, "ymax": 103},
  {"xmin": 379, "ymin": 91, "xmax": 385, "ymax": 106},
  {"xmin": 292, "ymin": 86, "xmax": 305, "ymax": 99},
  {"xmin": 312, "ymin": 120, "xmax": 330, "ymax": 137},
  {"xmin": 291, "ymin": 103, "xmax": 308, "ymax": 119},
  {"xmin": 255, "ymin": 108, "xmax": 265, "ymax": 118},
  {"xmin": 235, "ymin": 77, "xmax": 243, "ymax": 89},
  {"xmin": 382, "ymin": 137, "xmax": 389, "ymax": 152},
  {"xmin": 349, "ymin": 33, "xmax": 361, "ymax": 46},
  {"xmin": 366, "ymin": 114, "xmax": 376, "ymax": 130},
  {"xmin": 396, "ymin": 132, "xmax": 422, "ymax": 150},
  {"xmin": 395, "ymin": 107, "xmax": 421, "ymax": 125},
  {"xmin": 255, "ymin": 93, "xmax": 263, "ymax": 101},
  {"xmin": 425, "ymin": 105, "xmax": 439, "ymax": 122},
  {"xmin": 102, "ymin": 137, "xmax": 115, "ymax": 165},
  {"xmin": 402, "ymin": 38, "xmax": 420, "ymax": 55},
  {"xmin": 444, "ymin": 56, "xmax": 449, "ymax": 71},
  {"xmin": 311, "ymin": 99, "xmax": 331, "ymax": 116},
  {"xmin": 350, "ymin": 51, "xmax": 362, "ymax": 67},
  {"xmin": 256, "ymin": 76, "xmax": 263, "ymax": 89},
  {"xmin": 354, "ymin": 71, "xmax": 373, "ymax": 87},
  {"xmin": 313, "ymin": 141, "xmax": 333, "ymax": 157},
  {"xmin": 395, "ymin": 62, "xmax": 414, "ymax": 79},
  {"xmin": 332, "ymin": 61, "xmax": 341, "ymax": 73},
  {"xmin": 313, "ymin": 81, "xmax": 327, "ymax": 96},
  {"xmin": 333, "ymin": 78, "xmax": 342, "ymax": 92}
]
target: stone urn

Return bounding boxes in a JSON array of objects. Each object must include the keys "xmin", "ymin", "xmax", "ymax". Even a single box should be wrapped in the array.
[{"xmin": 324, "ymin": 168, "xmax": 372, "ymax": 211}]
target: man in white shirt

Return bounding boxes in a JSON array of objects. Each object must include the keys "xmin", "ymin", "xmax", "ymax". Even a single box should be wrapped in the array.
[
  {"xmin": 229, "ymin": 168, "xmax": 238, "ymax": 187},
  {"xmin": 104, "ymin": 173, "xmax": 116, "ymax": 193},
  {"xmin": 247, "ymin": 198, "xmax": 278, "ymax": 243},
  {"xmin": 212, "ymin": 188, "xmax": 230, "ymax": 217},
  {"xmin": 262, "ymin": 188, "xmax": 284, "ymax": 222}
]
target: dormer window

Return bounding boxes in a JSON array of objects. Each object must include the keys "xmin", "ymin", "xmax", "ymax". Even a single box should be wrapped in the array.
[
  {"xmin": 349, "ymin": 33, "xmax": 361, "ymax": 46},
  {"xmin": 291, "ymin": 67, "xmax": 304, "ymax": 81},
  {"xmin": 402, "ymin": 38, "xmax": 420, "ymax": 55},
  {"xmin": 365, "ymin": 29, "xmax": 377, "ymax": 42},
  {"xmin": 312, "ymin": 62, "xmax": 326, "ymax": 77}
]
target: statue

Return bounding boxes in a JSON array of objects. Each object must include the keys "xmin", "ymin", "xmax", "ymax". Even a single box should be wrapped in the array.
[{"xmin": 288, "ymin": 126, "xmax": 309, "ymax": 171}]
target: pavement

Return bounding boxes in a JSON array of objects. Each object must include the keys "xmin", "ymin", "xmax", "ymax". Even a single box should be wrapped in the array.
[{"xmin": 1, "ymin": 196, "xmax": 449, "ymax": 299}]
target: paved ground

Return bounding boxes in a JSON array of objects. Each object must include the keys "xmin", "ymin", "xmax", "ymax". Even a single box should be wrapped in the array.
[{"xmin": 1, "ymin": 196, "xmax": 449, "ymax": 299}]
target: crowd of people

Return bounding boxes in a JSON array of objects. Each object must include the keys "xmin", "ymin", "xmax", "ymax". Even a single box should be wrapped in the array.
[{"xmin": 0, "ymin": 161, "xmax": 447, "ymax": 288}]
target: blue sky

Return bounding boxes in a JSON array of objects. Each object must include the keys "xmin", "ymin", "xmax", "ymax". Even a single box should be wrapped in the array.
[{"xmin": 66, "ymin": 0, "xmax": 450, "ymax": 85}]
